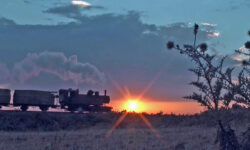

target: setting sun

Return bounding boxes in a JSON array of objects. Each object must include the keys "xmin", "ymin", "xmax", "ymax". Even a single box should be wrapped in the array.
[
  {"xmin": 124, "ymin": 100, "xmax": 145, "ymax": 112},
  {"xmin": 128, "ymin": 101, "xmax": 138, "ymax": 111}
]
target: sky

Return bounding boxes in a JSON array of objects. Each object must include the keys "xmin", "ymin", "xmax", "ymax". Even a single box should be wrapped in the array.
[{"xmin": 0, "ymin": 0, "xmax": 249, "ymax": 113}]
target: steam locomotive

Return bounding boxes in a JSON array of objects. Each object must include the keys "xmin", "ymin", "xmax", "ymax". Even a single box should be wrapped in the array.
[{"xmin": 0, "ymin": 88, "xmax": 111, "ymax": 112}]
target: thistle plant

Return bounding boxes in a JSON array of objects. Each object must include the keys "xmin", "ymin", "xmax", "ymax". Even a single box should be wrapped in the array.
[
  {"xmin": 235, "ymin": 30, "xmax": 250, "ymax": 70},
  {"xmin": 220, "ymin": 31, "xmax": 250, "ymax": 106},
  {"xmin": 166, "ymin": 24, "xmax": 247, "ymax": 150},
  {"xmin": 166, "ymin": 24, "xmax": 231, "ymax": 113}
]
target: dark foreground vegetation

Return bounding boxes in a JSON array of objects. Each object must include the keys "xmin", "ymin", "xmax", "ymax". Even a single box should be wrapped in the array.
[
  {"xmin": 0, "ymin": 106, "xmax": 249, "ymax": 150},
  {"xmin": 0, "ymin": 106, "xmax": 249, "ymax": 132}
]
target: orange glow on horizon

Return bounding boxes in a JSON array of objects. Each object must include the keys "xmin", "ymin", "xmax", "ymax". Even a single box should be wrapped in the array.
[
  {"xmin": 124, "ymin": 99, "xmax": 146, "ymax": 112},
  {"xmin": 105, "ymin": 71, "xmax": 180, "ymax": 146},
  {"xmin": 109, "ymin": 99, "xmax": 206, "ymax": 114}
]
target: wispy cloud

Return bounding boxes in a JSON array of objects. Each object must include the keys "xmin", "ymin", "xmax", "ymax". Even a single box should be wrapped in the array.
[
  {"xmin": 44, "ymin": 2, "xmax": 104, "ymax": 18},
  {"xmin": 232, "ymin": 46, "xmax": 249, "ymax": 62},
  {"xmin": 201, "ymin": 23, "xmax": 217, "ymax": 27},
  {"xmin": 208, "ymin": 32, "xmax": 220, "ymax": 37},
  {"xmin": 72, "ymin": 0, "xmax": 91, "ymax": 7}
]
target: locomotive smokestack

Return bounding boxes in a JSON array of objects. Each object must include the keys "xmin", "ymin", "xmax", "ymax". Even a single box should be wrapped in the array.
[{"xmin": 104, "ymin": 90, "xmax": 107, "ymax": 96}]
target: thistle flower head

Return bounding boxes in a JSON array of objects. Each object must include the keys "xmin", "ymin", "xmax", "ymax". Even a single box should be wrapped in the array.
[
  {"xmin": 242, "ymin": 60, "xmax": 249, "ymax": 66},
  {"xmin": 245, "ymin": 41, "xmax": 250, "ymax": 49},
  {"xmin": 167, "ymin": 41, "xmax": 174, "ymax": 49},
  {"xmin": 200, "ymin": 43, "xmax": 207, "ymax": 52},
  {"xmin": 194, "ymin": 24, "xmax": 199, "ymax": 35}
]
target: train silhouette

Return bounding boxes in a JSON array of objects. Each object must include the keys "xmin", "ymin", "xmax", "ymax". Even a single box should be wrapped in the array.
[{"xmin": 0, "ymin": 88, "xmax": 111, "ymax": 112}]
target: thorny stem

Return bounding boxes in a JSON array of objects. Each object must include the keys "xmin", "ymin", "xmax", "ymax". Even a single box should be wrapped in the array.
[{"xmin": 193, "ymin": 33, "xmax": 197, "ymax": 50}]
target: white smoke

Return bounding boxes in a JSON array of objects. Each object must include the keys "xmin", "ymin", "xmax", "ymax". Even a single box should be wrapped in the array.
[
  {"xmin": 0, "ymin": 64, "xmax": 11, "ymax": 85},
  {"xmin": 0, "ymin": 52, "xmax": 105, "ymax": 87}
]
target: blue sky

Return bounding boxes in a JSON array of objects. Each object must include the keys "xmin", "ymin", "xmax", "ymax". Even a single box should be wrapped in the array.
[{"xmin": 0, "ymin": 0, "xmax": 249, "ymax": 101}]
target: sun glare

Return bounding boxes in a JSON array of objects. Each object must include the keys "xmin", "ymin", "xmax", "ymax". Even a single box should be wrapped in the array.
[
  {"xmin": 129, "ymin": 101, "xmax": 138, "ymax": 111},
  {"xmin": 125, "ymin": 100, "xmax": 143, "ymax": 112}
]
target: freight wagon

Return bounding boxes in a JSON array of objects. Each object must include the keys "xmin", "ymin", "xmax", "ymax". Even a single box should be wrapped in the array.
[
  {"xmin": 0, "ymin": 89, "xmax": 11, "ymax": 108},
  {"xmin": 13, "ymin": 90, "xmax": 56, "ymax": 111}
]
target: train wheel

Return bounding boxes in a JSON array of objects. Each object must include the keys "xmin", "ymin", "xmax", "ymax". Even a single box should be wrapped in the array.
[
  {"xmin": 21, "ymin": 105, "xmax": 28, "ymax": 111},
  {"xmin": 92, "ymin": 105, "xmax": 102, "ymax": 112},
  {"xmin": 39, "ymin": 106, "xmax": 49, "ymax": 112},
  {"xmin": 76, "ymin": 107, "xmax": 83, "ymax": 113},
  {"xmin": 68, "ymin": 106, "xmax": 76, "ymax": 113}
]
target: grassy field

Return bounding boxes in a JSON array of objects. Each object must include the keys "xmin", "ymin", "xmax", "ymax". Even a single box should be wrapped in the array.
[
  {"xmin": 0, "ymin": 126, "xmax": 218, "ymax": 150},
  {"xmin": 0, "ymin": 107, "xmax": 249, "ymax": 150}
]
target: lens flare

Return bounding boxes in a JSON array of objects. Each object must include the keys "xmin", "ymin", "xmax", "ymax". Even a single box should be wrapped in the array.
[
  {"xmin": 128, "ymin": 101, "xmax": 138, "ymax": 111},
  {"xmin": 105, "ymin": 68, "xmax": 166, "ymax": 146},
  {"xmin": 124, "ymin": 100, "xmax": 146, "ymax": 112}
]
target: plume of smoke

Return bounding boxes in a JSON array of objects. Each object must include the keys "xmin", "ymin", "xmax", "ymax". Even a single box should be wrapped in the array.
[
  {"xmin": 0, "ymin": 52, "xmax": 105, "ymax": 88},
  {"xmin": 0, "ymin": 64, "xmax": 11, "ymax": 85}
]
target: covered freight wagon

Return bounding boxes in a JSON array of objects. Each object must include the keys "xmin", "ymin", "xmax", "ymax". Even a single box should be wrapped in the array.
[
  {"xmin": 13, "ymin": 90, "xmax": 55, "ymax": 111},
  {"xmin": 0, "ymin": 89, "xmax": 11, "ymax": 108}
]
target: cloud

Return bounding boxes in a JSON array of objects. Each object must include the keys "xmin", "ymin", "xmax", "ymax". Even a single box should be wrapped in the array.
[
  {"xmin": 232, "ymin": 46, "xmax": 249, "ymax": 62},
  {"xmin": 208, "ymin": 32, "xmax": 220, "ymax": 38},
  {"xmin": 0, "ymin": 17, "xmax": 16, "ymax": 25},
  {"xmin": 201, "ymin": 23, "xmax": 217, "ymax": 27},
  {"xmin": 45, "ymin": 5, "xmax": 82, "ymax": 17},
  {"xmin": 159, "ymin": 22, "xmax": 219, "ymax": 44},
  {"xmin": 216, "ymin": 0, "xmax": 250, "ymax": 11},
  {"xmin": 23, "ymin": 0, "xmax": 31, "ymax": 4},
  {"xmin": 72, "ymin": 1, "xmax": 91, "ymax": 7},
  {"xmin": 0, "ymin": 13, "xmax": 220, "ymax": 99},
  {"xmin": 44, "ymin": 4, "xmax": 105, "ymax": 18},
  {"xmin": 0, "ymin": 52, "xmax": 105, "ymax": 88}
]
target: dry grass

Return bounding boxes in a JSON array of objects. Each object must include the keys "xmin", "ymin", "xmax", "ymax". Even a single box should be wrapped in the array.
[
  {"xmin": 0, "ymin": 108, "xmax": 248, "ymax": 150},
  {"xmin": 0, "ymin": 126, "xmax": 218, "ymax": 150}
]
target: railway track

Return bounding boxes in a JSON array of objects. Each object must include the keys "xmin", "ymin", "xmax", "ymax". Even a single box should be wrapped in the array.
[{"xmin": 0, "ymin": 107, "xmax": 111, "ymax": 114}]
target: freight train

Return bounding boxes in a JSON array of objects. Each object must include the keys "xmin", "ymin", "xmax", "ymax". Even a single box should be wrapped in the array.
[{"xmin": 0, "ymin": 88, "xmax": 111, "ymax": 112}]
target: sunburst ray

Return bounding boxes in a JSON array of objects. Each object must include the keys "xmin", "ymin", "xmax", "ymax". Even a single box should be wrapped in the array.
[
  {"xmin": 104, "ymin": 112, "xmax": 128, "ymax": 138},
  {"xmin": 139, "ymin": 114, "xmax": 168, "ymax": 148},
  {"xmin": 137, "ymin": 66, "xmax": 165, "ymax": 100}
]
